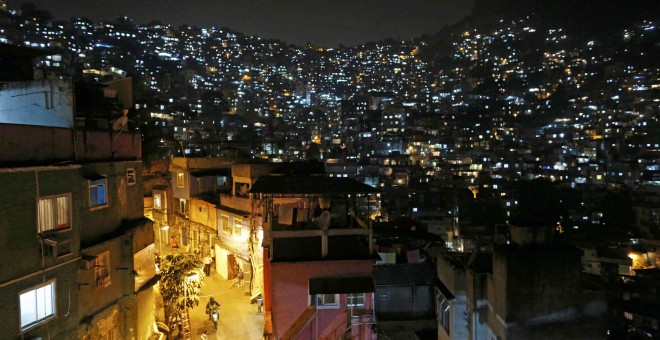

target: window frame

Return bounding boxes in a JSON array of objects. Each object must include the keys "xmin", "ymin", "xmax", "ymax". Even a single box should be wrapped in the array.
[
  {"xmin": 89, "ymin": 178, "xmax": 108, "ymax": 210},
  {"xmin": 37, "ymin": 193, "xmax": 72, "ymax": 234},
  {"xmin": 126, "ymin": 168, "xmax": 136, "ymax": 186},
  {"xmin": 154, "ymin": 193, "xmax": 162, "ymax": 210},
  {"xmin": 176, "ymin": 172, "xmax": 185, "ymax": 188},
  {"xmin": 346, "ymin": 293, "xmax": 365, "ymax": 308},
  {"xmin": 310, "ymin": 294, "xmax": 340, "ymax": 309},
  {"xmin": 437, "ymin": 294, "xmax": 451, "ymax": 335},
  {"xmin": 221, "ymin": 216, "xmax": 231, "ymax": 234},
  {"xmin": 233, "ymin": 218, "xmax": 243, "ymax": 236},
  {"xmin": 178, "ymin": 198, "xmax": 188, "ymax": 214},
  {"xmin": 19, "ymin": 279, "xmax": 57, "ymax": 332}
]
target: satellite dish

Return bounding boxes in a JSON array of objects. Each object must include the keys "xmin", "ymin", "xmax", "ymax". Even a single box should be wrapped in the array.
[
  {"xmin": 112, "ymin": 115, "xmax": 128, "ymax": 131},
  {"xmin": 112, "ymin": 109, "xmax": 129, "ymax": 131}
]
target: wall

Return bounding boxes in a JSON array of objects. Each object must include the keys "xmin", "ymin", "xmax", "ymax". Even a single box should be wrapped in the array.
[
  {"xmin": 219, "ymin": 193, "xmax": 253, "ymax": 213},
  {"xmin": 0, "ymin": 124, "xmax": 141, "ymax": 166},
  {"xmin": 0, "ymin": 166, "xmax": 82, "ymax": 283},
  {"xmin": 216, "ymin": 245, "xmax": 231, "ymax": 279},
  {"xmin": 270, "ymin": 260, "xmax": 374, "ymax": 338},
  {"xmin": 136, "ymin": 286, "xmax": 156, "ymax": 340},
  {"xmin": 79, "ymin": 161, "xmax": 144, "ymax": 245},
  {"xmin": 0, "ymin": 78, "xmax": 73, "ymax": 128},
  {"xmin": 77, "ymin": 235, "xmax": 133, "ymax": 318},
  {"xmin": 374, "ymin": 263, "xmax": 436, "ymax": 320},
  {"xmin": 0, "ymin": 262, "xmax": 80, "ymax": 339}
]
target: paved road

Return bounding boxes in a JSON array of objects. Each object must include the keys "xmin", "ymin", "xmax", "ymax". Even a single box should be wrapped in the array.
[{"xmin": 188, "ymin": 269, "xmax": 264, "ymax": 340}]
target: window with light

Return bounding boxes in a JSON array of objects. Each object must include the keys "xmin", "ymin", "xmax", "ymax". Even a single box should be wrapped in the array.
[
  {"xmin": 37, "ymin": 194, "xmax": 71, "ymax": 233},
  {"xmin": 19, "ymin": 280, "xmax": 56, "ymax": 331},
  {"xmin": 154, "ymin": 194, "xmax": 162, "ymax": 209}
]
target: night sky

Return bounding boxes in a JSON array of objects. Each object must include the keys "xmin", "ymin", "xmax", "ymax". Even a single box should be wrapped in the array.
[{"xmin": 16, "ymin": 0, "xmax": 474, "ymax": 46}]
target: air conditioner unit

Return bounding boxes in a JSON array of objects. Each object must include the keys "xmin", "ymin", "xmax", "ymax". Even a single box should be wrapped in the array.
[
  {"xmin": 79, "ymin": 255, "xmax": 97, "ymax": 270},
  {"xmin": 42, "ymin": 237, "xmax": 72, "ymax": 258}
]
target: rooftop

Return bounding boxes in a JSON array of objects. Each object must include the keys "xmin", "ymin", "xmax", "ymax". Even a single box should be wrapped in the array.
[{"xmin": 250, "ymin": 175, "xmax": 380, "ymax": 195}]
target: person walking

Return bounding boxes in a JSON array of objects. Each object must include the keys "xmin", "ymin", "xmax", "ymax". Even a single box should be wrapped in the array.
[{"xmin": 203, "ymin": 254, "xmax": 212, "ymax": 276}]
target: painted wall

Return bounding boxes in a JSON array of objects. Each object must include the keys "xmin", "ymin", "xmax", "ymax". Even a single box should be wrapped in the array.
[
  {"xmin": 270, "ymin": 260, "xmax": 374, "ymax": 338},
  {"xmin": 0, "ymin": 78, "xmax": 74, "ymax": 128}
]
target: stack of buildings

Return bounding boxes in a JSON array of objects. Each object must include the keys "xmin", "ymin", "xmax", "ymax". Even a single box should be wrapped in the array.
[{"xmin": 0, "ymin": 47, "xmax": 156, "ymax": 339}]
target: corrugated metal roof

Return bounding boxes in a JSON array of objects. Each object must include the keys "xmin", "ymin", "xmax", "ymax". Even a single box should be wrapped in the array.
[{"xmin": 250, "ymin": 175, "xmax": 380, "ymax": 194}]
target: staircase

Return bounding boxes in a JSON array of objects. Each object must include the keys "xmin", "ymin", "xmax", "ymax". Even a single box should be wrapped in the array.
[{"xmin": 281, "ymin": 306, "xmax": 317, "ymax": 340}]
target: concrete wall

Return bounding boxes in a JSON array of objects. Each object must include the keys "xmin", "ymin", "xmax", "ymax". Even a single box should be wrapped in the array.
[
  {"xmin": 0, "ymin": 78, "xmax": 73, "ymax": 128},
  {"xmin": 78, "ymin": 161, "xmax": 145, "ymax": 245},
  {"xmin": 78, "ymin": 235, "xmax": 133, "ymax": 317},
  {"xmin": 190, "ymin": 198, "xmax": 217, "ymax": 229},
  {"xmin": 0, "ymin": 124, "xmax": 141, "ymax": 166},
  {"xmin": 0, "ymin": 166, "xmax": 82, "ymax": 283},
  {"xmin": 219, "ymin": 193, "xmax": 253, "ymax": 213},
  {"xmin": 488, "ymin": 245, "xmax": 603, "ymax": 339},
  {"xmin": 374, "ymin": 263, "xmax": 436, "ymax": 320},
  {"xmin": 136, "ymin": 286, "xmax": 156, "ymax": 340},
  {"xmin": 270, "ymin": 260, "xmax": 374, "ymax": 338},
  {"xmin": 0, "ymin": 262, "xmax": 80, "ymax": 339}
]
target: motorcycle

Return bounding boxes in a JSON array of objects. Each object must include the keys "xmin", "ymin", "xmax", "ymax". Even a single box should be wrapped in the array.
[{"xmin": 210, "ymin": 308, "xmax": 220, "ymax": 330}]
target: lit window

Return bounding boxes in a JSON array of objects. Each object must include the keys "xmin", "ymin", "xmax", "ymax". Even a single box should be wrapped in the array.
[
  {"xmin": 346, "ymin": 293, "xmax": 365, "ymax": 308},
  {"xmin": 19, "ymin": 280, "xmax": 56, "ymax": 331},
  {"xmin": 89, "ymin": 178, "xmax": 108, "ymax": 209},
  {"xmin": 176, "ymin": 172, "xmax": 185, "ymax": 187},
  {"xmin": 312, "ymin": 294, "xmax": 339, "ymax": 309},
  {"xmin": 154, "ymin": 194, "xmax": 162, "ymax": 210},
  {"xmin": 222, "ymin": 216, "xmax": 231, "ymax": 234},
  {"xmin": 37, "ymin": 194, "xmax": 71, "ymax": 233},
  {"xmin": 126, "ymin": 168, "xmax": 136, "ymax": 185},
  {"xmin": 234, "ymin": 218, "xmax": 243, "ymax": 236},
  {"xmin": 95, "ymin": 251, "xmax": 111, "ymax": 289},
  {"xmin": 179, "ymin": 199, "xmax": 188, "ymax": 214}
]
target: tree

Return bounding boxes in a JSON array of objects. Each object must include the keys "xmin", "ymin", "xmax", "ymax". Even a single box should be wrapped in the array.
[{"xmin": 159, "ymin": 254, "xmax": 204, "ymax": 328}]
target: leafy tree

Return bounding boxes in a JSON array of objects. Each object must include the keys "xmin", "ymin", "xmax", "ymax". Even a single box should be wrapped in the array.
[{"xmin": 159, "ymin": 254, "xmax": 204, "ymax": 328}]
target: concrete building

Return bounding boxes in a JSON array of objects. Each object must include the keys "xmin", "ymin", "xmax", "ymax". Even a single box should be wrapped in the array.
[
  {"xmin": 165, "ymin": 157, "xmax": 232, "ymax": 254},
  {"xmin": 250, "ymin": 175, "xmax": 380, "ymax": 339},
  {"xmin": 0, "ymin": 52, "xmax": 155, "ymax": 339},
  {"xmin": 486, "ymin": 225, "xmax": 607, "ymax": 340}
]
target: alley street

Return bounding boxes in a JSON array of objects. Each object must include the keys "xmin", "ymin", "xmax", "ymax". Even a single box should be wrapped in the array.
[{"xmin": 188, "ymin": 268, "xmax": 264, "ymax": 340}]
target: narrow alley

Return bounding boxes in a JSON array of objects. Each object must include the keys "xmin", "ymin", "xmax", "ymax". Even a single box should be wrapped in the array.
[{"xmin": 188, "ymin": 268, "xmax": 263, "ymax": 339}]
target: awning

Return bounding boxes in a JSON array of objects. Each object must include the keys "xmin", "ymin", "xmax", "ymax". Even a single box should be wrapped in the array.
[
  {"xmin": 191, "ymin": 168, "xmax": 230, "ymax": 178},
  {"xmin": 82, "ymin": 172, "xmax": 106, "ymax": 181},
  {"xmin": 309, "ymin": 276, "xmax": 374, "ymax": 295}
]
